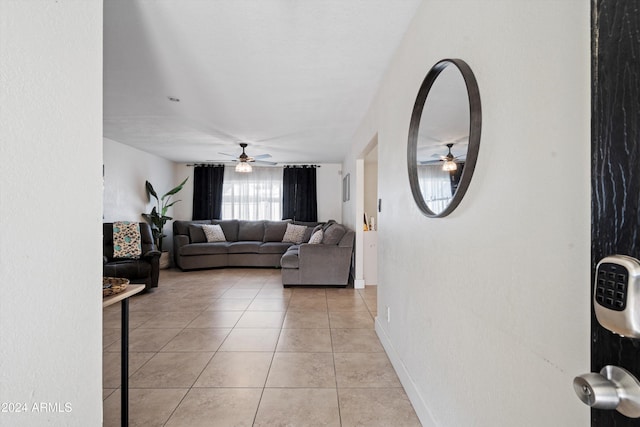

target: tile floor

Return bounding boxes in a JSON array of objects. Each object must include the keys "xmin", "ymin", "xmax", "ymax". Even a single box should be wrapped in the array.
[{"xmin": 103, "ymin": 268, "xmax": 421, "ymax": 426}]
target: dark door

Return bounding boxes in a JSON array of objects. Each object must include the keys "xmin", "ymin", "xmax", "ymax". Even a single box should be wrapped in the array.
[{"xmin": 592, "ymin": 1, "xmax": 640, "ymax": 425}]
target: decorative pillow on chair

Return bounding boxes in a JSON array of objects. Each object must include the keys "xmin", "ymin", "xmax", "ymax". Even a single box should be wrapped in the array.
[
  {"xmin": 113, "ymin": 221, "xmax": 142, "ymax": 259},
  {"xmin": 282, "ymin": 223, "xmax": 308, "ymax": 244},
  {"xmin": 202, "ymin": 224, "xmax": 227, "ymax": 242},
  {"xmin": 308, "ymin": 229, "xmax": 324, "ymax": 244}
]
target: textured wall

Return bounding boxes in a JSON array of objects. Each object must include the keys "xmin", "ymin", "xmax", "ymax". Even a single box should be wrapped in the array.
[{"xmin": 0, "ymin": 1, "xmax": 103, "ymax": 425}]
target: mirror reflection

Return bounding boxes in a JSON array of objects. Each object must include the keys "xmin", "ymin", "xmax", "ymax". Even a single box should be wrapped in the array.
[
  {"xmin": 416, "ymin": 64, "xmax": 470, "ymax": 214},
  {"xmin": 407, "ymin": 59, "xmax": 481, "ymax": 218}
]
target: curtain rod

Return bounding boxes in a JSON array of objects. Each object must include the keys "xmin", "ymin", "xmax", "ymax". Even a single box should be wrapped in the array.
[{"xmin": 186, "ymin": 163, "xmax": 321, "ymax": 168}]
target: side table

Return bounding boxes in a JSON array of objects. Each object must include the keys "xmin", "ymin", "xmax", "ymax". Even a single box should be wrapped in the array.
[{"xmin": 103, "ymin": 284, "xmax": 145, "ymax": 427}]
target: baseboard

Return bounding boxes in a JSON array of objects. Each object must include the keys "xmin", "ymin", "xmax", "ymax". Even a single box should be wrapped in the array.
[
  {"xmin": 354, "ymin": 278, "xmax": 365, "ymax": 289},
  {"xmin": 375, "ymin": 317, "xmax": 437, "ymax": 427}
]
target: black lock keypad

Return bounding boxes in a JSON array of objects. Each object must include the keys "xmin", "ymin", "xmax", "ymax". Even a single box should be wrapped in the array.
[{"xmin": 596, "ymin": 263, "xmax": 628, "ymax": 311}]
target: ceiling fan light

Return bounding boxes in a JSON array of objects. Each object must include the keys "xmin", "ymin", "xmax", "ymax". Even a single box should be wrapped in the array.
[
  {"xmin": 442, "ymin": 160, "xmax": 457, "ymax": 172},
  {"xmin": 235, "ymin": 162, "xmax": 252, "ymax": 173}
]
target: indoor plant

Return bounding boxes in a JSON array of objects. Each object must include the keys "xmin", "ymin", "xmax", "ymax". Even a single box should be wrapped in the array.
[{"xmin": 142, "ymin": 177, "xmax": 188, "ymax": 268}]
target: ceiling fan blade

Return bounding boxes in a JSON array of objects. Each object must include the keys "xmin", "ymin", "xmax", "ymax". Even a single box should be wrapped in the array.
[
  {"xmin": 218, "ymin": 152, "xmax": 237, "ymax": 158},
  {"xmin": 252, "ymin": 154, "xmax": 272, "ymax": 160},
  {"xmin": 419, "ymin": 160, "xmax": 442, "ymax": 165},
  {"xmin": 254, "ymin": 160, "xmax": 278, "ymax": 165}
]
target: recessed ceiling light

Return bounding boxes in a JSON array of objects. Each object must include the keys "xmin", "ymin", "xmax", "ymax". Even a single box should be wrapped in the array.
[{"xmin": 168, "ymin": 96, "xmax": 180, "ymax": 102}]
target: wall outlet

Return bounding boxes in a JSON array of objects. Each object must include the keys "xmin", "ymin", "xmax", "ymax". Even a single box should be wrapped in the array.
[{"xmin": 386, "ymin": 306, "xmax": 391, "ymax": 323}]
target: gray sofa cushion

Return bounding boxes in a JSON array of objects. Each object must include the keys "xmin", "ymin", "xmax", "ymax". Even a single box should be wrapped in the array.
[
  {"xmin": 212, "ymin": 220, "xmax": 239, "ymax": 241},
  {"xmin": 263, "ymin": 220, "xmax": 291, "ymax": 242},
  {"xmin": 322, "ymin": 224, "xmax": 346, "ymax": 245},
  {"xmin": 188, "ymin": 225, "xmax": 206, "ymax": 243},
  {"xmin": 259, "ymin": 242, "xmax": 293, "ymax": 254},
  {"xmin": 293, "ymin": 220, "xmax": 321, "ymax": 227},
  {"xmin": 228, "ymin": 241, "xmax": 262, "ymax": 254},
  {"xmin": 180, "ymin": 242, "xmax": 229, "ymax": 255},
  {"xmin": 238, "ymin": 221, "xmax": 265, "ymax": 241},
  {"xmin": 321, "ymin": 220, "xmax": 336, "ymax": 231}
]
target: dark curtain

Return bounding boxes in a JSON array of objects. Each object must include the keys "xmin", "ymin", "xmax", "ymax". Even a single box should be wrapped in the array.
[
  {"xmin": 449, "ymin": 163, "xmax": 465, "ymax": 195},
  {"xmin": 192, "ymin": 165, "xmax": 225, "ymax": 220},
  {"xmin": 282, "ymin": 166, "xmax": 318, "ymax": 222}
]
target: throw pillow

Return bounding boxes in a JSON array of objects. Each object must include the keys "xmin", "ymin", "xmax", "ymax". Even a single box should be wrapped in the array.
[
  {"xmin": 282, "ymin": 223, "xmax": 307, "ymax": 244},
  {"xmin": 188, "ymin": 225, "xmax": 206, "ymax": 243},
  {"xmin": 322, "ymin": 224, "xmax": 346, "ymax": 245},
  {"xmin": 202, "ymin": 224, "xmax": 226, "ymax": 242},
  {"xmin": 308, "ymin": 229, "xmax": 324, "ymax": 244}
]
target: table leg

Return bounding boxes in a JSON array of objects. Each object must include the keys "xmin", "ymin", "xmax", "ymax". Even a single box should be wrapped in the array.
[{"xmin": 121, "ymin": 297, "xmax": 129, "ymax": 427}]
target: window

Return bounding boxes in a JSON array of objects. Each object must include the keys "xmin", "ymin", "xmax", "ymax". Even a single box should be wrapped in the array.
[
  {"xmin": 417, "ymin": 164, "xmax": 454, "ymax": 215},
  {"xmin": 221, "ymin": 166, "xmax": 283, "ymax": 220}
]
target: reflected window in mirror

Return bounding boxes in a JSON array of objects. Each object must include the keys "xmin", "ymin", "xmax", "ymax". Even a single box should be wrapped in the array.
[{"xmin": 407, "ymin": 58, "xmax": 481, "ymax": 217}]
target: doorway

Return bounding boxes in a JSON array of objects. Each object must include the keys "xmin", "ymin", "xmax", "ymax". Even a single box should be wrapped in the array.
[{"xmin": 363, "ymin": 140, "xmax": 378, "ymax": 286}]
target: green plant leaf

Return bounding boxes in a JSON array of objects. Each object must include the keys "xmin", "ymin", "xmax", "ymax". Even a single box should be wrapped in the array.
[
  {"xmin": 145, "ymin": 181, "xmax": 158, "ymax": 200},
  {"xmin": 163, "ymin": 177, "xmax": 188, "ymax": 198},
  {"xmin": 164, "ymin": 199, "xmax": 182, "ymax": 209}
]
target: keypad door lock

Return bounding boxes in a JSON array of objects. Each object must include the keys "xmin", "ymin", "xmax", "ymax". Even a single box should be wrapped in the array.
[
  {"xmin": 594, "ymin": 255, "xmax": 640, "ymax": 338},
  {"xmin": 572, "ymin": 255, "xmax": 640, "ymax": 417}
]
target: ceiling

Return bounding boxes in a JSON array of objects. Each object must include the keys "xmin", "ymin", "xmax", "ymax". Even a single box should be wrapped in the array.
[{"xmin": 103, "ymin": 0, "xmax": 422, "ymax": 165}]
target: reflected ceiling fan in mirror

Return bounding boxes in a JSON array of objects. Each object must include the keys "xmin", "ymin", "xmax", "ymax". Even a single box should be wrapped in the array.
[
  {"xmin": 213, "ymin": 143, "xmax": 277, "ymax": 173},
  {"xmin": 441, "ymin": 143, "xmax": 459, "ymax": 171},
  {"xmin": 419, "ymin": 142, "xmax": 466, "ymax": 171}
]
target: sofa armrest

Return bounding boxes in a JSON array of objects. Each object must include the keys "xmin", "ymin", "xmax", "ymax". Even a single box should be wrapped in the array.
[
  {"xmin": 142, "ymin": 250, "xmax": 161, "ymax": 259},
  {"xmin": 297, "ymin": 244, "xmax": 353, "ymax": 285},
  {"xmin": 174, "ymin": 235, "xmax": 189, "ymax": 248}
]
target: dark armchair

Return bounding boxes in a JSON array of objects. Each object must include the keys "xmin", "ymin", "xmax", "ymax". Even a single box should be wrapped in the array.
[{"xmin": 103, "ymin": 222, "xmax": 160, "ymax": 290}]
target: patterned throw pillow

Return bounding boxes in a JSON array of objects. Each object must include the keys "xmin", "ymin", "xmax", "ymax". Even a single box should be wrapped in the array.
[
  {"xmin": 282, "ymin": 223, "xmax": 307, "ymax": 244},
  {"xmin": 202, "ymin": 224, "xmax": 226, "ymax": 242},
  {"xmin": 308, "ymin": 229, "xmax": 324, "ymax": 244}
]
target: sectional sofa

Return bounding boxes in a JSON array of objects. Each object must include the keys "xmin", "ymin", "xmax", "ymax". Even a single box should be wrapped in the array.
[{"xmin": 172, "ymin": 219, "xmax": 354, "ymax": 286}]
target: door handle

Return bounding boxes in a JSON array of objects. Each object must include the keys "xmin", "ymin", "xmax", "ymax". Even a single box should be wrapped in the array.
[{"xmin": 573, "ymin": 365, "xmax": 640, "ymax": 418}]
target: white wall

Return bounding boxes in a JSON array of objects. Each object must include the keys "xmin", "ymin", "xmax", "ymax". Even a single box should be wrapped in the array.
[
  {"xmin": 345, "ymin": 1, "xmax": 591, "ymax": 425},
  {"xmin": 315, "ymin": 163, "xmax": 343, "ymax": 222},
  {"xmin": 173, "ymin": 163, "xmax": 343, "ymax": 223},
  {"xmin": 104, "ymin": 138, "xmax": 184, "ymax": 250},
  {"xmin": 0, "ymin": 2, "xmax": 103, "ymax": 426}
]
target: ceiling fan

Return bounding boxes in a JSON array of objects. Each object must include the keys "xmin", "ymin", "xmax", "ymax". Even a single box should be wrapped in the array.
[
  {"xmin": 420, "ymin": 143, "xmax": 465, "ymax": 171},
  {"xmin": 216, "ymin": 143, "xmax": 277, "ymax": 172}
]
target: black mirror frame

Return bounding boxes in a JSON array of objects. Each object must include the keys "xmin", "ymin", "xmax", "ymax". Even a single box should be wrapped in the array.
[{"xmin": 407, "ymin": 58, "xmax": 482, "ymax": 218}]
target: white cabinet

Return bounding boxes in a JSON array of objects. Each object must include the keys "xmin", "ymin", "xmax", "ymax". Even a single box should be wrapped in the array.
[{"xmin": 363, "ymin": 231, "xmax": 378, "ymax": 285}]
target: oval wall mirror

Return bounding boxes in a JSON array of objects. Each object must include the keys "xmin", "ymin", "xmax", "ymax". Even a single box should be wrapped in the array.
[{"xmin": 407, "ymin": 58, "xmax": 481, "ymax": 217}]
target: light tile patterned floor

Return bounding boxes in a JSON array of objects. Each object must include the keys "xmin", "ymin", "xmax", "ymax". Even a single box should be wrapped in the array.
[{"xmin": 103, "ymin": 268, "xmax": 421, "ymax": 426}]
